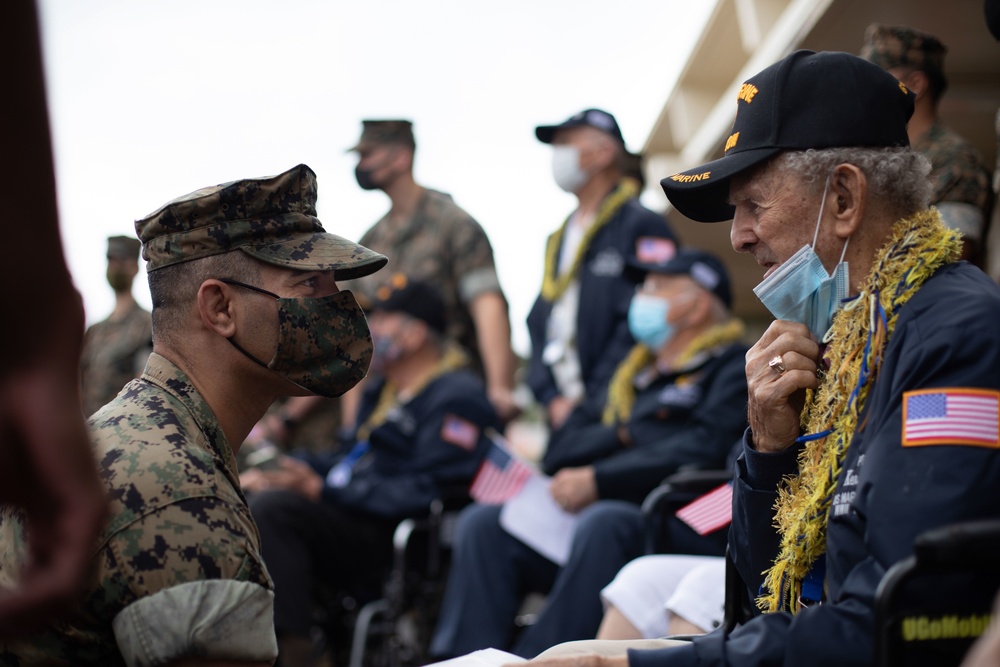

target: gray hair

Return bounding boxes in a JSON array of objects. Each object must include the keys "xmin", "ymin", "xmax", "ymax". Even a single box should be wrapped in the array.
[
  {"xmin": 148, "ymin": 251, "xmax": 262, "ymax": 344},
  {"xmin": 776, "ymin": 147, "xmax": 932, "ymax": 217}
]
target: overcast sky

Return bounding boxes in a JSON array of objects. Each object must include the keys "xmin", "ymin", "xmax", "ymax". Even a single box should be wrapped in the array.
[{"xmin": 39, "ymin": 0, "xmax": 713, "ymax": 355}]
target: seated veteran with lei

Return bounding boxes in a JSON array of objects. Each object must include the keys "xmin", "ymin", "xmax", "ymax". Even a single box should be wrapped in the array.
[
  {"xmin": 242, "ymin": 274, "xmax": 500, "ymax": 667},
  {"xmin": 431, "ymin": 249, "xmax": 749, "ymax": 660},
  {"xmin": 0, "ymin": 164, "xmax": 387, "ymax": 666},
  {"xmin": 510, "ymin": 50, "xmax": 1000, "ymax": 667}
]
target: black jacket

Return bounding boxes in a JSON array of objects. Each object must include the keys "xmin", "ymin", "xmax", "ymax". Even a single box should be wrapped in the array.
[{"xmin": 631, "ymin": 262, "xmax": 1000, "ymax": 666}]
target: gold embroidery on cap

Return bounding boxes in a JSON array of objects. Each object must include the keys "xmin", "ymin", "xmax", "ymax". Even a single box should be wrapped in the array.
[
  {"xmin": 738, "ymin": 83, "xmax": 759, "ymax": 104},
  {"xmin": 670, "ymin": 172, "xmax": 712, "ymax": 183},
  {"xmin": 725, "ymin": 132, "xmax": 740, "ymax": 152}
]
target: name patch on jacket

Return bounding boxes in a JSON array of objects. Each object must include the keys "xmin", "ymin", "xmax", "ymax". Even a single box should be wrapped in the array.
[
  {"xmin": 441, "ymin": 414, "xmax": 480, "ymax": 450},
  {"xmin": 657, "ymin": 380, "xmax": 702, "ymax": 408},
  {"xmin": 589, "ymin": 249, "xmax": 623, "ymax": 277},
  {"xmin": 901, "ymin": 388, "xmax": 1000, "ymax": 448}
]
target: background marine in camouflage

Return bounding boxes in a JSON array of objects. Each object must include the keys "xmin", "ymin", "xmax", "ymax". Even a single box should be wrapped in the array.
[
  {"xmin": 79, "ymin": 235, "xmax": 152, "ymax": 417},
  {"xmin": 345, "ymin": 119, "xmax": 519, "ymax": 422},
  {"xmin": 0, "ymin": 164, "xmax": 386, "ymax": 666},
  {"xmin": 862, "ymin": 23, "xmax": 994, "ymax": 265}
]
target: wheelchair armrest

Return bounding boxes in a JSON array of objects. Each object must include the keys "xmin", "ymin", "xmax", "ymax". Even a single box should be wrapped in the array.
[{"xmin": 913, "ymin": 518, "xmax": 1000, "ymax": 566}]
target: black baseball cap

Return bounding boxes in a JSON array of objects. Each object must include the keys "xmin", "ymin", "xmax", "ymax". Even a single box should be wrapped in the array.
[
  {"xmin": 630, "ymin": 248, "xmax": 732, "ymax": 309},
  {"xmin": 660, "ymin": 50, "xmax": 915, "ymax": 223},
  {"xmin": 369, "ymin": 273, "xmax": 447, "ymax": 334},
  {"xmin": 535, "ymin": 108, "xmax": 626, "ymax": 146}
]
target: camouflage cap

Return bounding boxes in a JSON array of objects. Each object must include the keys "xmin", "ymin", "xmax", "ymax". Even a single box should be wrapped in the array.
[
  {"xmin": 135, "ymin": 164, "xmax": 387, "ymax": 279},
  {"xmin": 107, "ymin": 235, "xmax": 141, "ymax": 260},
  {"xmin": 347, "ymin": 120, "xmax": 416, "ymax": 153},
  {"xmin": 860, "ymin": 24, "xmax": 947, "ymax": 80}
]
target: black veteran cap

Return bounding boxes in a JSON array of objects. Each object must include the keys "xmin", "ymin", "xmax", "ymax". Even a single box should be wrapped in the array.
[
  {"xmin": 135, "ymin": 164, "xmax": 387, "ymax": 279},
  {"xmin": 631, "ymin": 248, "xmax": 732, "ymax": 309},
  {"xmin": 660, "ymin": 50, "xmax": 915, "ymax": 222},
  {"xmin": 370, "ymin": 273, "xmax": 447, "ymax": 334},
  {"xmin": 348, "ymin": 120, "xmax": 416, "ymax": 152},
  {"xmin": 535, "ymin": 108, "xmax": 626, "ymax": 146},
  {"xmin": 107, "ymin": 235, "xmax": 141, "ymax": 260}
]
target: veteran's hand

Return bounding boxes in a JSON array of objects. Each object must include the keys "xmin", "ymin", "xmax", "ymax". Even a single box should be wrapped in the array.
[
  {"xmin": 746, "ymin": 320, "xmax": 821, "ymax": 453},
  {"xmin": 242, "ymin": 456, "xmax": 324, "ymax": 501},
  {"xmin": 550, "ymin": 466, "xmax": 598, "ymax": 513},
  {"xmin": 547, "ymin": 395, "xmax": 577, "ymax": 431}
]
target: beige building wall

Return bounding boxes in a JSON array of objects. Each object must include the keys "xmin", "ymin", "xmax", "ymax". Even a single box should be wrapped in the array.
[{"xmin": 642, "ymin": 0, "xmax": 1000, "ymax": 325}]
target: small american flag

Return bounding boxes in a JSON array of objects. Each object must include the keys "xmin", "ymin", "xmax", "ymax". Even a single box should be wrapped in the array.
[
  {"xmin": 675, "ymin": 483, "xmax": 733, "ymax": 536},
  {"xmin": 469, "ymin": 437, "xmax": 533, "ymax": 505},
  {"xmin": 902, "ymin": 388, "xmax": 1000, "ymax": 448}
]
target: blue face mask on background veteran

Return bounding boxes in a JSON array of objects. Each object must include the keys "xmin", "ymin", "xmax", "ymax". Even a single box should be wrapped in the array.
[
  {"xmin": 135, "ymin": 163, "xmax": 388, "ymax": 398},
  {"xmin": 752, "ymin": 178, "xmax": 851, "ymax": 340}
]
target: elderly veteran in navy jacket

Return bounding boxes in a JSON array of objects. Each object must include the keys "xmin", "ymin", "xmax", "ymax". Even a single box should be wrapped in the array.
[
  {"xmin": 526, "ymin": 108, "xmax": 679, "ymax": 432},
  {"xmin": 431, "ymin": 249, "xmax": 748, "ymax": 660},
  {"xmin": 243, "ymin": 275, "xmax": 499, "ymax": 666},
  {"xmin": 515, "ymin": 50, "xmax": 1000, "ymax": 667}
]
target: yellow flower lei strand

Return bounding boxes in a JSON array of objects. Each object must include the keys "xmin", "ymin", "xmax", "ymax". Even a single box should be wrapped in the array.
[
  {"xmin": 541, "ymin": 180, "xmax": 639, "ymax": 302},
  {"xmin": 356, "ymin": 343, "xmax": 469, "ymax": 442},
  {"xmin": 602, "ymin": 318, "xmax": 746, "ymax": 425},
  {"xmin": 759, "ymin": 210, "xmax": 962, "ymax": 613}
]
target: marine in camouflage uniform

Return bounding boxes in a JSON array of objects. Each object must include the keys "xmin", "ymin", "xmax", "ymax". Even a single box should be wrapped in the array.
[
  {"xmin": 345, "ymin": 120, "xmax": 511, "ymax": 386},
  {"xmin": 79, "ymin": 236, "xmax": 153, "ymax": 417},
  {"xmin": 862, "ymin": 23, "xmax": 994, "ymax": 264},
  {"xmin": 0, "ymin": 164, "xmax": 386, "ymax": 665}
]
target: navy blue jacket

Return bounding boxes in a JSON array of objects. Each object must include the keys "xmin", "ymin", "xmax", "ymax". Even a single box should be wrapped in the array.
[
  {"xmin": 526, "ymin": 197, "xmax": 678, "ymax": 407},
  {"xmin": 304, "ymin": 369, "xmax": 499, "ymax": 519},
  {"xmin": 631, "ymin": 262, "xmax": 1000, "ymax": 666},
  {"xmin": 542, "ymin": 342, "xmax": 748, "ymax": 505}
]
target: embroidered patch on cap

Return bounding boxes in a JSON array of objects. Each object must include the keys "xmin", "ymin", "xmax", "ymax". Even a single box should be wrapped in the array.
[
  {"xmin": 441, "ymin": 413, "xmax": 480, "ymax": 450},
  {"xmin": 902, "ymin": 388, "xmax": 1000, "ymax": 448}
]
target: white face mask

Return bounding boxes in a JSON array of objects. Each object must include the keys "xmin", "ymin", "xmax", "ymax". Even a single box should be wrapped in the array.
[{"xmin": 551, "ymin": 145, "xmax": 590, "ymax": 193}]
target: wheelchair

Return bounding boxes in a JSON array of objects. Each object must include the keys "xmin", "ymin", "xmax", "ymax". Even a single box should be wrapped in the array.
[{"xmin": 312, "ymin": 495, "xmax": 468, "ymax": 667}]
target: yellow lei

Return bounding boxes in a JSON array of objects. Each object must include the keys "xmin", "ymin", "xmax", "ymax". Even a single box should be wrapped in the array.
[
  {"xmin": 541, "ymin": 180, "xmax": 638, "ymax": 302},
  {"xmin": 356, "ymin": 344, "xmax": 469, "ymax": 442},
  {"xmin": 759, "ymin": 210, "xmax": 962, "ymax": 613},
  {"xmin": 602, "ymin": 318, "xmax": 746, "ymax": 425}
]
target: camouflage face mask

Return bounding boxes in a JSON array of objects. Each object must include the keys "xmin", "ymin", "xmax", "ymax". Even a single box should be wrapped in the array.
[{"xmin": 220, "ymin": 279, "xmax": 373, "ymax": 398}]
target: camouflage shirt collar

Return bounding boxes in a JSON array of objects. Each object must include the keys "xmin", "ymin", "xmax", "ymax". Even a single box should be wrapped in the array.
[{"xmin": 140, "ymin": 353, "xmax": 239, "ymax": 482}]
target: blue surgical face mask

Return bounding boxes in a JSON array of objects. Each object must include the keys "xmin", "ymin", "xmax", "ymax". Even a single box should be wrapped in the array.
[
  {"xmin": 628, "ymin": 294, "xmax": 675, "ymax": 349},
  {"xmin": 752, "ymin": 178, "xmax": 850, "ymax": 340}
]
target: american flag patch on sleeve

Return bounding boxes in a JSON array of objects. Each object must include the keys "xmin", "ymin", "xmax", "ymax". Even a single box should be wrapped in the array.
[
  {"xmin": 635, "ymin": 236, "xmax": 676, "ymax": 264},
  {"xmin": 440, "ymin": 414, "xmax": 480, "ymax": 451},
  {"xmin": 902, "ymin": 388, "xmax": 1000, "ymax": 448}
]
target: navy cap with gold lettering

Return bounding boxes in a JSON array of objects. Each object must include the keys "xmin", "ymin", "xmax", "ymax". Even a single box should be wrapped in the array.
[{"xmin": 660, "ymin": 50, "xmax": 915, "ymax": 222}]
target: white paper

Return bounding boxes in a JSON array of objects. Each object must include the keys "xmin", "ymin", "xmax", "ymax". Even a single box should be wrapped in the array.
[
  {"xmin": 425, "ymin": 647, "xmax": 526, "ymax": 666},
  {"xmin": 499, "ymin": 474, "xmax": 579, "ymax": 566}
]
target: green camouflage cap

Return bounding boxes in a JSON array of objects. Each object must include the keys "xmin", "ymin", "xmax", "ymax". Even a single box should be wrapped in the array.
[
  {"xmin": 348, "ymin": 119, "xmax": 415, "ymax": 152},
  {"xmin": 860, "ymin": 24, "xmax": 947, "ymax": 80},
  {"xmin": 135, "ymin": 164, "xmax": 387, "ymax": 279},
  {"xmin": 107, "ymin": 235, "xmax": 141, "ymax": 260}
]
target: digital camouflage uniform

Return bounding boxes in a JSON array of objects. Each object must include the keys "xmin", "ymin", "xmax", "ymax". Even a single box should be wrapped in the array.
[
  {"xmin": 0, "ymin": 354, "xmax": 276, "ymax": 665},
  {"xmin": 0, "ymin": 164, "xmax": 386, "ymax": 665},
  {"xmin": 914, "ymin": 120, "xmax": 992, "ymax": 243},
  {"xmin": 345, "ymin": 187, "xmax": 503, "ymax": 373},
  {"xmin": 861, "ymin": 23, "xmax": 993, "ymax": 247},
  {"xmin": 79, "ymin": 301, "xmax": 152, "ymax": 417}
]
